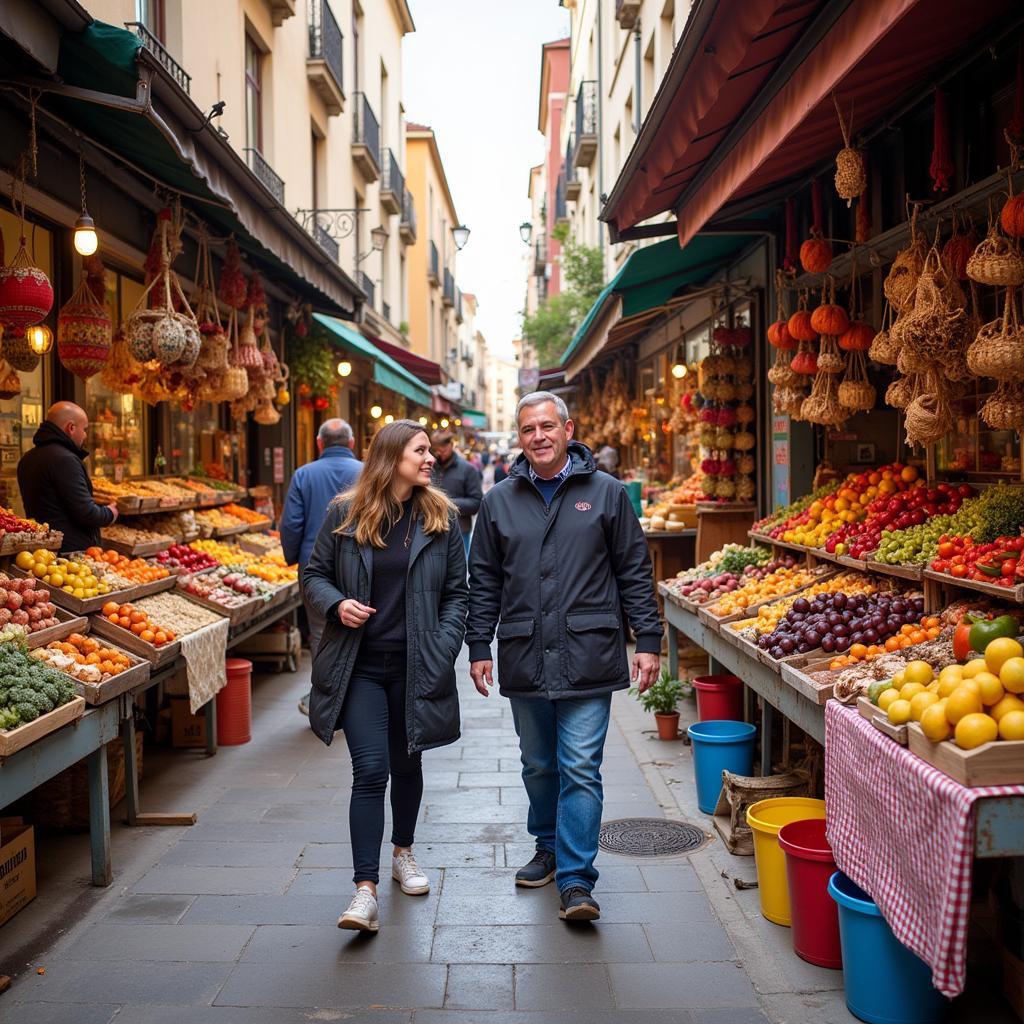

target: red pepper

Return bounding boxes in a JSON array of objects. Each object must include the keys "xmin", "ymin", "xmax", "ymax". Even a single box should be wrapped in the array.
[
  {"xmin": 953, "ymin": 619, "xmax": 974, "ymax": 661},
  {"xmin": 1003, "ymin": 559, "xmax": 1020, "ymax": 578}
]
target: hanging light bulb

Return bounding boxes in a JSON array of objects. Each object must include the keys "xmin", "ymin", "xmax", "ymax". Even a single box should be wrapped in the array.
[
  {"xmin": 454, "ymin": 418, "xmax": 462, "ymax": 426},
  {"xmin": 369, "ymin": 404, "xmax": 383, "ymax": 419},
  {"xmin": 418, "ymin": 416, "xmax": 428, "ymax": 426},
  {"xmin": 671, "ymin": 362, "xmax": 687, "ymax": 379},
  {"xmin": 384, "ymin": 414, "xmax": 394, "ymax": 424},
  {"xmin": 337, "ymin": 360, "xmax": 352, "ymax": 377},
  {"xmin": 26, "ymin": 324, "xmax": 53, "ymax": 355},
  {"xmin": 440, "ymin": 418, "xmax": 450, "ymax": 428},
  {"xmin": 74, "ymin": 154, "xmax": 99, "ymax": 256}
]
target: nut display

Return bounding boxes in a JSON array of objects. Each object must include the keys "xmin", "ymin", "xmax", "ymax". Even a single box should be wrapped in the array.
[
  {"xmin": 221, "ymin": 503, "xmax": 268, "ymax": 525},
  {"xmin": 135, "ymin": 592, "xmax": 227, "ymax": 634},
  {"xmin": 195, "ymin": 509, "xmax": 248, "ymax": 533},
  {"xmin": 102, "ymin": 524, "xmax": 176, "ymax": 548}
]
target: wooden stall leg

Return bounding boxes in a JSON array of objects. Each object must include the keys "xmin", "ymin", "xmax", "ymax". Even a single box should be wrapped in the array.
[
  {"xmin": 761, "ymin": 701, "xmax": 774, "ymax": 778},
  {"xmin": 87, "ymin": 745, "xmax": 112, "ymax": 886},
  {"xmin": 120, "ymin": 712, "xmax": 139, "ymax": 827},
  {"xmin": 668, "ymin": 625, "xmax": 679, "ymax": 678},
  {"xmin": 204, "ymin": 698, "xmax": 217, "ymax": 757}
]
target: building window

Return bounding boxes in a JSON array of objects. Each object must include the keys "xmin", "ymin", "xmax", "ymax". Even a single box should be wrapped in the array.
[
  {"xmin": 245, "ymin": 33, "xmax": 263, "ymax": 153},
  {"xmin": 135, "ymin": 0, "xmax": 165, "ymax": 40}
]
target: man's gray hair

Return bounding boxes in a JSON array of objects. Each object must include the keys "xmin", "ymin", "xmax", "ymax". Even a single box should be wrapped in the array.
[
  {"xmin": 515, "ymin": 391, "xmax": 570, "ymax": 425},
  {"xmin": 317, "ymin": 418, "xmax": 353, "ymax": 447}
]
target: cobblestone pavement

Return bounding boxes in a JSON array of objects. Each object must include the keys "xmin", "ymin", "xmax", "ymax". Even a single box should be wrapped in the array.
[{"xmin": 0, "ymin": 651, "xmax": 1009, "ymax": 1022}]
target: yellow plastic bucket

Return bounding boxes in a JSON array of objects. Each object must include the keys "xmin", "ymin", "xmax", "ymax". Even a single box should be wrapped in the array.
[{"xmin": 746, "ymin": 797, "xmax": 827, "ymax": 926}]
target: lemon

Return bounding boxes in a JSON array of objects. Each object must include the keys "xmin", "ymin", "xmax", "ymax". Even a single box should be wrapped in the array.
[
  {"xmin": 999, "ymin": 711, "xmax": 1024, "ymax": 741},
  {"xmin": 938, "ymin": 664, "xmax": 963, "ymax": 687},
  {"xmin": 62, "ymin": 585, "xmax": 74, "ymax": 593},
  {"xmin": 48, "ymin": 572, "xmax": 63, "ymax": 588},
  {"xmin": 899, "ymin": 682, "xmax": 926, "ymax": 702},
  {"xmin": 955, "ymin": 713, "xmax": 998, "ymax": 750},
  {"xmin": 920, "ymin": 702, "xmax": 953, "ymax": 742},
  {"xmin": 887, "ymin": 699, "xmax": 912, "ymax": 726},
  {"xmin": 927, "ymin": 681, "xmax": 941, "ymax": 693},
  {"xmin": 14, "ymin": 550, "xmax": 34, "ymax": 571},
  {"xmin": 72, "ymin": 588, "xmax": 85, "ymax": 599},
  {"xmin": 877, "ymin": 688, "xmax": 901, "ymax": 712},
  {"xmin": 963, "ymin": 659, "xmax": 989, "ymax": 679},
  {"xmin": 909, "ymin": 691, "xmax": 940, "ymax": 721},
  {"xmin": 1000, "ymin": 657, "xmax": 1024, "ymax": 695},
  {"xmin": 990, "ymin": 694, "xmax": 1024, "ymax": 722},
  {"xmin": 986, "ymin": 637, "xmax": 1024, "ymax": 676},
  {"xmin": 892, "ymin": 670, "xmax": 906, "ymax": 687},
  {"xmin": 973, "ymin": 671, "xmax": 1006, "ymax": 707},
  {"xmin": 946, "ymin": 685, "xmax": 983, "ymax": 724},
  {"xmin": 903, "ymin": 660, "xmax": 934, "ymax": 686}
]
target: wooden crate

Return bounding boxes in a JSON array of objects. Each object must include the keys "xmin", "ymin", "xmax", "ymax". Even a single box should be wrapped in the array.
[
  {"xmin": 22, "ymin": 607, "xmax": 90, "ymax": 649},
  {"xmin": 857, "ymin": 694, "xmax": 908, "ymax": 745},
  {"xmin": 781, "ymin": 657, "xmax": 837, "ymax": 705},
  {"xmin": 6, "ymin": 565, "xmax": 135, "ymax": 617},
  {"xmin": 89, "ymin": 614, "xmax": 181, "ymax": 667},
  {"xmin": 866, "ymin": 560, "xmax": 924, "ymax": 582},
  {"xmin": 906, "ymin": 722, "xmax": 1024, "ymax": 786},
  {"xmin": 213, "ymin": 522, "xmax": 249, "ymax": 538},
  {"xmin": 0, "ymin": 697, "xmax": 86, "ymax": 757},
  {"xmin": 922, "ymin": 569, "xmax": 1024, "ymax": 604},
  {"xmin": 177, "ymin": 585, "xmax": 260, "ymax": 626},
  {"xmin": 100, "ymin": 536, "xmax": 171, "ymax": 558}
]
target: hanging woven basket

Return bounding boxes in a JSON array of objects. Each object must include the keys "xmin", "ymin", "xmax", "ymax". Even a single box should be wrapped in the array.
[
  {"xmin": 966, "ymin": 231, "xmax": 1024, "ymax": 287},
  {"xmin": 2, "ymin": 331, "xmax": 40, "ymax": 372},
  {"xmin": 966, "ymin": 288, "xmax": 1024, "ymax": 382},
  {"xmin": 58, "ymin": 276, "xmax": 113, "ymax": 379},
  {"xmin": 0, "ymin": 238, "xmax": 54, "ymax": 338}
]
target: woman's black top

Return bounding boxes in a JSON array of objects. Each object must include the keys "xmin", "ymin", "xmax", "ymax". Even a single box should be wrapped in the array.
[{"xmin": 362, "ymin": 498, "xmax": 413, "ymax": 651}]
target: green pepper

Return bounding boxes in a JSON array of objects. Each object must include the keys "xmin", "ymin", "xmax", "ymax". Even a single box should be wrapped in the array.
[
  {"xmin": 969, "ymin": 614, "xmax": 1019, "ymax": 653},
  {"xmin": 978, "ymin": 561, "xmax": 1004, "ymax": 578}
]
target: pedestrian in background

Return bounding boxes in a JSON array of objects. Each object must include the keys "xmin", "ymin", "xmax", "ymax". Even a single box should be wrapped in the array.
[
  {"xmin": 492, "ymin": 454, "xmax": 509, "ymax": 484},
  {"xmin": 430, "ymin": 429, "xmax": 482, "ymax": 558},
  {"xmin": 467, "ymin": 392, "xmax": 662, "ymax": 922},
  {"xmin": 302, "ymin": 420, "xmax": 467, "ymax": 934},
  {"xmin": 279, "ymin": 418, "xmax": 362, "ymax": 716}
]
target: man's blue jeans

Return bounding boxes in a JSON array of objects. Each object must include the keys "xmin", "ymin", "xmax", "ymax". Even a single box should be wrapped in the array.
[{"xmin": 508, "ymin": 693, "xmax": 612, "ymax": 894}]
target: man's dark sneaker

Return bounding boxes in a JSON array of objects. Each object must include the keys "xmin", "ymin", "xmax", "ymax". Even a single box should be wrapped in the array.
[
  {"xmin": 298, "ymin": 690, "xmax": 310, "ymax": 716},
  {"xmin": 559, "ymin": 886, "xmax": 600, "ymax": 921},
  {"xmin": 514, "ymin": 849, "xmax": 556, "ymax": 888}
]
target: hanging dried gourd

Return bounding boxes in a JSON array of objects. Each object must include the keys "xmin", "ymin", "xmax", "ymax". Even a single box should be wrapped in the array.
[
  {"xmin": 838, "ymin": 249, "xmax": 876, "ymax": 352},
  {"xmin": 220, "ymin": 308, "xmax": 251, "ymax": 401},
  {"xmin": 833, "ymin": 94, "xmax": 866, "ymax": 206},
  {"xmin": 800, "ymin": 181, "xmax": 832, "ymax": 273},
  {"xmin": 942, "ymin": 211, "xmax": 978, "ymax": 280},
  {"xmin": 768, "ymin": 269, "xmax": 795, "ymax": 349},
  {"xmin": 790, "ymin": 342, "xmax": 818, "ymax": 376},
  {"xmin": 810, "ymin": 278, "xmax": 850, "ymax": 337},
  {"xmin": 884, "ymin": 204, "xmax": 928, "ymax": 312},
  {"xmin": 787, "ymin": 292, "xmax": 818, "ymax": 342}
]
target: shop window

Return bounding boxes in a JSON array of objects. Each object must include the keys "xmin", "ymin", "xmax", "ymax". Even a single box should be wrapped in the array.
[
  {"xmin": 135, "ymin": 0, "xmax": 165, "ymax": 41},
  {"xmin": 165, "ymin": 402, "xmax": 221, "ymax": 476},
  {"xmin": 84, "ymin": 271, "xmax": 147, "ymax": 480},
  {"xmin": 0, "ymin": 210, "xmax": 51, "ymax": 515},
  {"xmin": 245, "ymin": 33, "xmax": 263, "ymax": 154}
]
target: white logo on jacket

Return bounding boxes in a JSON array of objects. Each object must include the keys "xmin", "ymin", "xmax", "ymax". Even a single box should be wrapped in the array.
[{"xmin": 574, "ymin": 501, "xmax": 592, "ymax": 512}]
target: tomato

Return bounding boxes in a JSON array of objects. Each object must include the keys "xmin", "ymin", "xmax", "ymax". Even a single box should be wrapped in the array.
[
  {"xmin": 1004, "ymin": 560, "xmax": 1020, "ymax": 577},
  {"xmin": 951, "ymin": 564, "xmax": 969, "ymax": 578},
  {"xmin": 937, "ymin": 542, "xmax": 955, "ymax": 559}
]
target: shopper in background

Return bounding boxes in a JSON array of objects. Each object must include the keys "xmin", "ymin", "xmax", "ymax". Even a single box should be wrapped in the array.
[
  {"xmin": 18, "ymin": 401, "xmax": 118, "ymax": 554},
  {"xmin": 467, "ymin": 392, "xmax": 662, "ymax": 922},
  {"xmin": 303, "ymin": 420, "xmax": 467, "ymax": 933},
  {"xmin": 492, "ymin": 454, "xmax": 510, "ymax": 485},
  {"xmin": 280, "ymin": 418, "xmax": 362, "ymax": 716},
  {"xmin": 595, "ymin": 444, "xmax": 621, "ymax": 480},
  {"xmin": 430, "ymin": 429, "xmax": 482, "ymax": 558}
]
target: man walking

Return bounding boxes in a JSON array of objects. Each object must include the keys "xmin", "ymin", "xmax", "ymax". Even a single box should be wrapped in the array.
[
  {"xmin": 467, "ymin": 392, "xmax": 662, "ymax": 921},
  {"xmin": 431, "ymin": 429, "xmax": 482, "ymax": 558},
  {"xmin": 280, "ymin": 419, "xmax": 362, "ymax": 716}
]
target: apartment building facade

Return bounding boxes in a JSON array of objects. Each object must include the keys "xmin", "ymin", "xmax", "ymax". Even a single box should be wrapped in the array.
[{"xmin": 484, "ymin": 350, "xmax": 520, "ymax": 441}]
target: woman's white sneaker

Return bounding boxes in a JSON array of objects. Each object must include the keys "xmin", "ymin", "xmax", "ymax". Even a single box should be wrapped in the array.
[
  {"xmin": 392, "ymin": 850, "xmax": 430, "ymax": 895},
  {"xmin": 338, "ymin": 886, "xmax": 379, "ymax": 931}
]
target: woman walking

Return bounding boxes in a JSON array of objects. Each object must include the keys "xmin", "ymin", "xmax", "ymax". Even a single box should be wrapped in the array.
[{"xmin": 303, "ymin": 420, "xmax": 468, "ymax": 933}]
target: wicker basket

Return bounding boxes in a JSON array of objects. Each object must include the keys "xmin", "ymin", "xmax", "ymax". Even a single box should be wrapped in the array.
[
  {"xmin": 966, "ymin": 289, "xmax": 1024, "ymax": 383},
  {"xmin": 966, "ymin": 232, "xmax": 1024, "ymax": 287}
]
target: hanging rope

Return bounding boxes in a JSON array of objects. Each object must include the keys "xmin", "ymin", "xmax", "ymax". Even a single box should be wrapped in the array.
[
  {"xmin": 811, "ymin": 179, "xmax": 825, "ymax": 235},
  {"xmin": 855, "ymin": 153, "xmax": 872, "ymax": 243},
  {"xmin": 930, "ymin": 88, "xmax": 955, "ymax": 192},
  {"xmin": 1007, "ymin": 39, "xmax": 1024, "ymax": 169},
  {"xmin": 784, "ymin": 197, "xmax": 798, "ymax": 273}
]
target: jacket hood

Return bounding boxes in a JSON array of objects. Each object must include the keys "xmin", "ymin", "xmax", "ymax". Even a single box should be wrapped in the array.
[
  {"xmin": 33, "ymin": 419, "xmax": 88, "ymax": 460},
  {"xmin": 508, "ymin": 440, "xmax": 595, "ymax": 480}
]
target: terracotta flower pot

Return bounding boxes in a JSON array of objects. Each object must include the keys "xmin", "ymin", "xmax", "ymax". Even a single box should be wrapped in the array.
[{"xmin": 654, "ymin": 712, "xmax": 680, "ymax": 741}]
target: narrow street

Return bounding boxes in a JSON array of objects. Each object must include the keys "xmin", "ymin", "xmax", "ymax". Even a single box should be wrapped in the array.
[{"xmin": 2, "ymin": 652, "xmax": 779, "ymax": 1024}]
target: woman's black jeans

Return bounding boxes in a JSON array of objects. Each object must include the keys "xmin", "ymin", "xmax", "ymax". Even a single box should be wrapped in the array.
[{"xmin": 337, "ymin": 649, "xmax": 422, "ymax": 886}]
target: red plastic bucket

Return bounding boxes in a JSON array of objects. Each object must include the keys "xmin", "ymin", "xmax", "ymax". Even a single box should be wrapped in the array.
[
  {"xmin": 693, "ymin": 674, "xmax": 743, "ymax": 722},
  {"xmin": 778, "ymin": 817, "xmax": 842, "ymax": 969},
  {"xmin": 217, "ymin": 658, "xmax": 253, "ymax": 746}
]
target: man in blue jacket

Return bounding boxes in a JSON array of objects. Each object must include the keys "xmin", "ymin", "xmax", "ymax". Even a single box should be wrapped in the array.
[{"xmin": 280, "ymin": 418, "xmax": 362, "ymax": 715}]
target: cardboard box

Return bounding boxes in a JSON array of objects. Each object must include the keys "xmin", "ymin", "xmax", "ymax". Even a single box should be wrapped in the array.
[
  {"xmin": 0, "ymin": 823, "xmax": 36, "ymax": 927},
  {"xmin": 170, "ymin": 697, "xmax": 207, "ymax": 748}
]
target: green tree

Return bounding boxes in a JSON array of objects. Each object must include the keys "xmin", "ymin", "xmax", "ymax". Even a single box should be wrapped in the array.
[{"xmin": 521, "ymin": 228, "xmax": 604, "ymax": 368}]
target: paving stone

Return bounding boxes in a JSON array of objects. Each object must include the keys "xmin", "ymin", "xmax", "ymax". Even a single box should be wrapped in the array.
[
  {"xmin": 413, "ymin": 1012, "xmax": 694, "ymax": 1024},
  {"xmin": 607, "ymin": 962, "xmax": 759, "ymax": 1009},
  {"xmin": 457, "ymin": 772, "xmax": 531, "ymax": 788},
  {"xmin": 424, "ymin": 803, "xmax": 529, "ymax": 823},
  {"xmin": 241, "ymin": 923, "xmax": 434, "ymax": 963},
  {"xmin": 101, "ymin": 894, "xmax": 195, "ymax": 924},
  {"xmin": 131, "ymin": 865, "xmax": 295, "ymax": 896},
  {"xmin": 690, "ymin": 1011, "xmax": 771, "ymax": 1024},
  {"xmin": 61, "ymin": 923, "xmax": 255, "ymax": 962},
  {"xmin": 210, "ymin": 786, "xmax": 339, "ymax": 806},
  {"xmin": 11, "ymin": 961, "xmax": 232, "ymax": 1005},
  {"xmin": 157, "ymin": 841, "xmax": 305, "ymax": 868},
  {"xmin": 0, "ymin": 1003, "xmax": 119, "ymax": 1024},
  {"xmin": 414, "ymin": 822, "xmax": 527, "ymax": 843},
  {"xmin": 595, "ymin": 891, "xmax": 716, "ymax": 924},
  {"xmin": 431, "ymin": 924, "xmax": 653, "ymax": 963},
  {"xmin": 214, "ymin": 962, "xmax": 447, "ymax": 1008},
  {"xmin": 642, "ymin": 921, "xmax": 738, "ymax": 963},
  {"xmin": 639, "ymin": 864, "xmax": 704, "ymax": 892},
  {"xmin": 444, "ymin": 964, "xmax": 514, "ymax": 1010},
  {"xmin": 181, "ymin": 894, "xmax": 341, "ymax": 926},
  {"xmin": 514, "ymin": 963, "xmax": 614, "ymax": 1010},
  {"xmin": 295, "ymin": 841, "xmax": 490, "ymax": 868},
  {"xmin": 108, "ymin": 1007, "xmax": 413, "ymax": 1024},
  {"xmin": 180, "ymin": 821, "xmax": 349, "ymax": 844}
]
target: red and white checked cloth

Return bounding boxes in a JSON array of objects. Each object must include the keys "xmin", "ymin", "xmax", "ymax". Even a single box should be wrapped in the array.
[{"xmin": 824, "ymin": 701, "xmax": 1024, "ymax": 997}]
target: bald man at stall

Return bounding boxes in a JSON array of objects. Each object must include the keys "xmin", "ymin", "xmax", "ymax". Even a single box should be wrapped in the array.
[{"xmin": 17, "ymin": 401, "xmax": 118, "ymax": 553}]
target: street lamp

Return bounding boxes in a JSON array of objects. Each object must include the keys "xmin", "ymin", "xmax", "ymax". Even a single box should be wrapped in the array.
[
  {"xmin": 369, "ymin": 404, "xmax": 383, "ymax": 420},
  {"xmin": 356, "ymin": 225, "xmax": 389, "ymax": 265},
  {"xmin": 452, "ymin": 225, "xmax": 470, "ymax": 251},
  {"xmin": 337, "ymin": 360, "xmax": 352, "ymax": 377},
  {"xmin": 519, "ymin": 221, "xmax": 532, "ymax": 245}
]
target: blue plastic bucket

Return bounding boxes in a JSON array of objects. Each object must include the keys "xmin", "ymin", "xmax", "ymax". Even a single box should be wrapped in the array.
[
  {"xmin": 828, "ymin": 872, "xmax": 948, "ymax": 1024},
  {"xmin": 686, "ymin": 720, "xmax": 757, "ymax": 813}
]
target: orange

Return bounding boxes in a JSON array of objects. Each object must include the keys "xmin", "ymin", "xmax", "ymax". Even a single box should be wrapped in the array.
[
  {"xmin": 102, "ymin": 601, "xmax": 119, "ymax": 617},
  {"xmin": 954, "ymin": 713, "xmax": 998, "ymax": 750},
  {"xmin": 974, "ymin": 671, "xmax": 1006, "ymax": 707},
  {"xmin": 140, "ymin": 629, "xmax": 155, "ymax": 643},
  {"xmin": 946, "ymin": 685, "xmax": 983, "ymax": 724},
  {"xmin": 118, "ymin": 616, "xmax": 132, "ymax": 629}
]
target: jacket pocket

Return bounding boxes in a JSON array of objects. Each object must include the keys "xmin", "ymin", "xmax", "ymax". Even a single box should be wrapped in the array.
[
  {"xmin": 565, "ymin": 611, "xmax": 626, "ymax": 687},
  {"xmin": 496, "ymin": 617, "xmax": 538, "ymax": 691},
  {"xmin": 417, "ymin": 631, "xmax": 458, "ymax": 699}
]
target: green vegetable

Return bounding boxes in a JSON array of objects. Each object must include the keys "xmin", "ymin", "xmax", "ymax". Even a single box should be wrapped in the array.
[
  {"xmin": 0, "ymin": 646, "xmax": 77, "ymax": 731},
  {"xmin": 969, "ymin": 615, "xmax": 1019, "ymax": 653},
  {"xmin": 868, "ymin": 679, "xmax": 894, "ymax": 705},
  {"xmin": 974, "ymin": 485, "xmax": 1024, "ymax": 544},
  {"xmin": 716, "ymin": 545, "xmax": 770, "ymax": 575}
]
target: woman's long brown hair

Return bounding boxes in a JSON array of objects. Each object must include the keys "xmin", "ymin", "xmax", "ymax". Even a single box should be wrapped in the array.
[{"xmin": 335, "ymin": 419, "xmax": 455, "ymax": 547}]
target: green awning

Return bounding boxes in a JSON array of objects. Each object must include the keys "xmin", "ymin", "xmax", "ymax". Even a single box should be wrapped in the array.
[
  {"xmin": 459, "ymin": 408, "xmax": 488, "ymax": 429},
  {"xmin": 315, "ymin": 315, "xmax": 433, "ymax": 408},
  {"xmin": 560, "ymin": 234, "xmax": 751, "ymax": 365}
]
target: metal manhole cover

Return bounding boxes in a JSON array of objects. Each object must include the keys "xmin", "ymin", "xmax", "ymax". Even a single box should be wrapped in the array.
[{"xmin": 599, "ymin": 818, "xmax": 709, "ymax": 857}]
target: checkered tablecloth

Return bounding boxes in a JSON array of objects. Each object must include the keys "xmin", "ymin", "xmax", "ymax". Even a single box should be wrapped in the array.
[{"xmin": 824, "ymin": 701, "xmax": 1024, "ymax": 997}]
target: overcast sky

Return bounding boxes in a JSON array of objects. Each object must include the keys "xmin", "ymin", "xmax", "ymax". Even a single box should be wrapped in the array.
[{"xmin": 402, "ymin": 1, "xmax": 570, "ymax": 359}]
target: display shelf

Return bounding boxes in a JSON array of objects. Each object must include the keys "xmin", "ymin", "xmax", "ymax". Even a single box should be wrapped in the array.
[
  {"xmin": 780, "ymin": 656, "xmax": 838, "ymax": 706},
  {"xmin": 6, "ymin": 566, "xmax": 134, "ymax": 616},
  {"xmin": 177, "ymin": 584, "xmax": 262, "ymax": 627},
  {"xmin": 89, "ymin": 615, "xmax": 181, "ymax": 667},
  {"xmin": 922, "ymin": 569, "xmax": 1024, "ymax": 604},
  {"xmin": 866, "ymin": 560, "xmax": 925, "ymax": 582},
  {"xmin": 100, "ymin": 536, "xmax": 172, "ymax": 558},
  {"xmin": 0, "ymin": 696, "xmax": 86, "ymax": 757},
  {"xmin": 18, "ymin": 607, "xmax": 91, "ymax": 648}
]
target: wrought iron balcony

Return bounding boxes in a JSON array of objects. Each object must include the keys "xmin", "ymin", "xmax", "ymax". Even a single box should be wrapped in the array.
[
  {"xmin": 533, "ymin": 237, "xmax": 547, "ymax": 275},
  {"xmin": 307, "ymin": 0, "xmax": 344, "ymax": 115},
  {"xmin": 555, "ymin": 172, "xmax": 568, "ymax": 226},
  {"xmin": 573, "ymin": 80, "xmax": 598, "ymax": 169},
  {"xmin": 565, "ymin": 133, "xmax": 581, "ymax": 200},
  {"xmin": 244, "ymin": 148, "xmax": 285, "ymax": 204},
  {"xmin": 124, "ymin": 22, "xmax": 191, "ymax": 94},
  {"xmin": 428, "ymin": 241, "xmax": 440, "ymax": 285},
  {"xmin": 357, "ymin": 269, "xmax": 375, "ymax": 310},
  {"xmin": 615, "ymin": 0, "xmax": 641, "ymax": 29},
  {"xmin": 443, "ymin": 268, "xmax": 455, "ymax": 307},
  {"xmin": 400, "ymin": 189, "xmax": 417, "ymax": 244},
  {"xmin": 380, "ymin": 149, "xmax": 404, "ymax": 216},
  {"xmin": 352, "ymin": 92, "xmax": 380, "ymax": 181}
]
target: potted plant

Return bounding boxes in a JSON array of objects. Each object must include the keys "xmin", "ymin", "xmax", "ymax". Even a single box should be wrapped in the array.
[{"xmin": 630, "ymin": 667, "xmax": 684, "ymax": 740}]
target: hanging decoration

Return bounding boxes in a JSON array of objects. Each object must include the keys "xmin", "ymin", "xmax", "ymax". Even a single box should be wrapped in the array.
[
  {"xmin": 967, "ymin": 213, "xmax": 1024, "ymax": 287},
  {"xmin": 783, "ymin": 198, "xmax": 799, "ymax": 273},
  {"xmin": 832, "ymin": 94, "xmax": 866, "ymax": 206},
  {"xmin": 967, "ymin": 287, "xmax": 1024, "ymax": 382},
  {"xmin": 884, "ymin": 203, "xmax": 927, "ymax": 312},
  {"xmin": 57, "ymin": 259, "xmax": 113, "ymax": 379},
  {"xmin": 799, "ymin": 181, "xmax": 832, "ymax": 273},
  {"xmin": 942, "ymin": 211, "xmax": 978, "ymax": 279},
  {"xmin": 219, "ymin": 238, "xmax": 248, "ymax": 310},
  {"xmin": 855, "ymin": 153, "xmax": 872, "ymax": 244},
  {"xmin": 0, "ymin": 361, "xmax": 20, "ymax": 401},
  {"xmin": 929, "ymin": 88, "xmax": 955, "ymax": 193}
]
